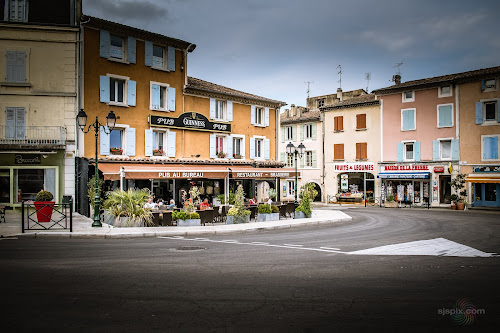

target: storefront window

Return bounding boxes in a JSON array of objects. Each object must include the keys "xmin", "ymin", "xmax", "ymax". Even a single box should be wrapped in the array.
[
  {"xmin": 485, "ymin": 183, "xmax": 497, "ymax": 202},
  {"xmin": 475, "ymin": 183, "xmax": 482, "ymax": 201},
  {"xmin": 0, "ymin": 169, "xmax": 10, "ymax": 203},
  {"xmin": 14, "ymin": 168, "xmax": 56, "ymax": 203}
]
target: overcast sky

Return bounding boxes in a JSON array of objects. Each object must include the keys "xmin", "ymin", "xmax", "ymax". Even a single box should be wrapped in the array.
[{"xmin": 84, "ymin": 0, "xmax": 500, "ymax": 109}]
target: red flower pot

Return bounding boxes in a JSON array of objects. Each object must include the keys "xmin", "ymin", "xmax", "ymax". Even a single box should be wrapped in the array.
[{"xmin": 34, "ymin": 201, "xmax": 55, "ymax": 222}]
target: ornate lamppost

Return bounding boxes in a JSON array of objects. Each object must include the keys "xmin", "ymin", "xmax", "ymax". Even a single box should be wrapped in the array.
[
  {"xmin": 286, "ymin": 141, "xmax": 305, "ymax": 213},
  {"xmin": 77, "ymin": 109, "xmax": 116, "ymax": 227}
]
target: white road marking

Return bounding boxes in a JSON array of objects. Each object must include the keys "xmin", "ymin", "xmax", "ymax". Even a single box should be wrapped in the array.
[
  {"xmin": 283, "ymin": 244, "xmax": 303, "ymax": 247},
  {"xmin": 250, "ymin": 241, "xmax": 269, "ymax": 245},
  {"xmin": 320, "ymin": 247, "xmax": 341, "ymax": 251}
]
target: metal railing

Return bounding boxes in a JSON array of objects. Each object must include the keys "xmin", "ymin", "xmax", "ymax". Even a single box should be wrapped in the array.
[
  {"xmin": 0, "ymin": 126, "xmax": 66, "ymax": 145},
  {"xmin": 22, "ymin": 201, "xmax": 73, "ymax": 232}
]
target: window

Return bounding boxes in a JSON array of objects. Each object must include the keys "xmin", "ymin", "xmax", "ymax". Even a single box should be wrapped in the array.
[
  {"xmin": 356, "ymin": 114, "xmax": 367, "ymax": 130},
  {"xmin": 304, "ymin": 124, "xmax": 313, "ymax": 139},
  {"xmin": 110, "ymin": 78, "xmax": 125, "ymax": 104},
  {"xmin": 233, "ymin": 137, "xmax": 242, "ymax": 157},
  {"xmin": 215, "ymin": 100, "xmax": 225, "ymax": 120},
  {"xmin": 152, "ymin": 45, "xmax": 164, "ymax": 68},
  {"xmin": 305, "ymin": 151, "xmax": 313, "ymax": 167},
  {"xmin": 334, "ymin": 144, "xmax": 344, "ymax": 160},
  {"xmin": 285, "ymin": 126, "xmax": 293, "ymax": 140},
  {"xmin": 484, "ymin": 101, "xmax": 497, "ymax": 121},
  {"xmin": 255, "ymin": 107, "xmax": 264, "ymax": 125},
  {"xmin": 356, "ymin": 142, "xmax": 367, "ymax": 160},
  {"xmin": 482, "ymin": 78, "xmax": 497, "ymax": 92},
  {"xmin": 334, "ymin": 116, "xmax": 343, "ymax": 131},
  {"xmin": 402, "ymin": 91, "xmax": 414, "ymax": 102},
  {"xmin": 6, "ymin": 0, "xmax": 28, "ymax": 22},
  {"xmin": 401, "ymin": 108, "xmax": 416, "ymax": 131},
  {"xmin": 110, "ymin": 129, "xmax": 123, "ymax": 153},
  {"xmin": 287, "ymin": 180, "xmax": 295, "ymax": 197},
  {"xmin": 109, "ymin": 35, "xmax": 125, "ymax": 60},
  {"xmin": 153, "ymin": 131, "xmax": 164, "ymax": 151},
  {"xmin": 6, "ymin": 51, "xmax": 26, "ymax": 83},
  {"xmin": 5, "ymin": 107, "xmax": 25, "ymax": 140},
  {"xmin": 440, "ymin": 140, "xmax": 452, "ymax": 160},
  {"xmin": 404, "ymin": 142, "xmax": 414, "ymax": 161},
  {"xmin": 286, "ymin": 153, "xmax": 294, "ymax": 167},
  {"xmin": 216, "ymin": 136, "xmax": 224, "ymax": 154},
  {"xmin": 482, "ymin": 135, "xmax": 499, "ymax": 161},
  {"xmin": 437, "ymin": 104, "xmax": 453, "ymax": 128},
  {"xmin": 438, "ymin": 85, "xmax": 452, "ymax": 97},
  {"xmin": 317, "ymin": 99, "xmax": 325, "ymax": 108},
  {"xmin": 255, "ymin": 138, "xmax": 263, "ymax": 158},
  {"xmin": 151, "ymin": 83, "xmax": 168, "ymax": 111},
  {"xmin": 14, "ymin": 168, "xmax": 56, "ymax": 203}
]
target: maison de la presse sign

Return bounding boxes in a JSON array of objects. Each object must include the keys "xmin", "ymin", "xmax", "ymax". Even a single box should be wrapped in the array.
[{"xmin": 149, "ymin": 112, "xmax": 231, "ymax": 133}]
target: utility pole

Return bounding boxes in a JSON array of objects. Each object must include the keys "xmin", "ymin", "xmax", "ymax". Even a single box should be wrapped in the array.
[{"xmin": 304, "ymin": 81, "xmax": 314, "ymax": 98}]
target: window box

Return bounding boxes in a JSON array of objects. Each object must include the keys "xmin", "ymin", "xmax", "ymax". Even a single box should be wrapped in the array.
[
  {"xmin": 217, "ymin": 151, "xmax": 227, "ymax": 158},
  {"xmin": 153, "ymin": 149, "xmax": 164, "ymax": 156},
  {"xmin": 233, "ymin": 154, "xmax": 242, "ymax": 159},
  {"xmin": 110, "ymin": 147, "xmax": 123, "ymax": 155}
]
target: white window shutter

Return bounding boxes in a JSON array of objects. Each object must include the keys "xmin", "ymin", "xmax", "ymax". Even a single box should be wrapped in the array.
[
  {"xmin": 99, "ymin": 75, "xmax": 110, "ymax": 103},
  {"xmin": 227, "ymin": 135, "xmax": 233, "ymax": 158},
  {"xmin": 312, "ymin": 151, "xmax": 317, "ymax": 168},
  {"xmin": 14, "ymin": 107, "xmax": 25, "ymax": 139},
  {"xmin": 128, "ymin": 37, "xmax": 136, "ymax": 64},
  {"xmin": 127, "ymin": 80, "xmax": 136, "ymax": 106},
  {"xmin": 126, "ymin": 128, "xmax": 136, "ymax": 156},
  {"xmin": 100, "ymin": 30, "xmax": 110, "ymax": 58},
  {"xmin": 250, "ymin": 137, "xmax": 255, "ymax": 159},
  {"xmin": 145, "ymin": 129, "xmax": 153, "ymax": 156},
  {"xmin": 264, "ymin": 107, "xmax": 269, "ymax": 127},
  {"xmin": 227, "ymin": 101, "xmax": 233, "ymax": 121},
  {"xmin": 312, "ymin": 123, "xmax": 317, "ymax": 140},
  {"xmin": 151, "ymin": 84, "xmax": 160, "ymax": 109},
  {"xmin": 167, "ymin": 131, "xmax": 176, "ymax": 157},
  {"xmin": 168, "ymin": 87, "xmax": 176, "ymax": 111},
  {"xmin": 100, "ymin": 126, "xmax": 110, "ymax": 155},
  {"xmin": 264, "ymin": 138, "xmax": 270, "ymax": 160},
  {"xmin": 292, "ymin": 125, "xmax": 297, "ymax": 141},
  {"xmin": 281, "ymin": 127, "xmax": 285, "ymax": 142},
  {"xmin": 210, "ymin": 134, "xmax": 216, "ymax": 158},
  {"xmin": 300, "ymin": 125, "xmax": 304, "ymax": 141},
  {"xmin": 167, "ymin": 46, "xmax": 175, "ymax": 71},
  {"xmin": 250, "ymin": 105, "xmax": 256, "ymax": 125},
  {"xmin": 145, "ymin": 41, "xmax": 153, "ymax": 66},
  {"xmin": 209, "ymin": 98, "xmax": 216, "ymax": 119},
  {"xmin": 5, "ymin": 107, "xmax": 15, "ymax": 139}
]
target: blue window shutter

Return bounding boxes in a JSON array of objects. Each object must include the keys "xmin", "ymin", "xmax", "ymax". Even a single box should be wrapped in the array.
[
  {"xmin": 483, "ymin": 137, "xmax": 498, "ymax": 160},
  {"xmin": 250, "ymin": 105, "xmax": 256, "ymax": 125},
  {"xmin": 126, "ymin": 128, "xmax": 136, "ymax": 156},
  {"xmin": 145, "ymin": 41, "xmax": 153, "ymax": 67},
  {"xmin": 397, "ymin": 142, "xmax": 403, "ymax": 162},
  {"xmin": 264, "ymin": 107, "xmax": 269, "ymax": 127},
  {"xmin": 312, "ymin": 123, "xmax": 317, "ymax": 140},
  {"xmin": 167, "ymin": 131, "xmax": 176, "ymax": 157},
  {"xmin": 144, "ymin": 129, "xmax": 153, "ymax": 156},
  {"xmin": 99, "ymin": 75, "xmax": 110, "ymax": 103},
  {"xmin": 438, "ymin": 105, "xmax": 453, "ymax": 127},
  {"xmin": 167, "ymin": 46, "xmax": 175, "ymax": 71},
  {"xmin": 475, "ymin": 102, "xmax": 483, "ymax": 124},
  {"xmin": 402, "ymin": 109, "xmax": 415, "ymax": 130},
  {"xmin": 128, "ymin": 37, "xmax": 136, "ymax": 64},
  {"xmin": 151, "ymin": 84, "xmax": 160, "ymax": 109},
  {"xmin": 227, "ymin": 135, "xmax": 233, "ymax": 158},
  {"xmin": 264, "ymin": 138, "xmax": 270, "ymax": 160},
  {"xmin": 312, "ymin": 151, "xmax": 317, "ymax": 168},
  {"xmin": 5, "ymin": 107, "xmax": 15, "ymax": 139},
  {"xmin": 6, "ymin": 51, "xmax": 15, "ymax": 82},
  {"xmin": 451, "ymin": 139, "xmax": 459, "ymax": 160},
  {"xmin": 432, "ymin": 140, "xmax": 439, "ymax": 161},
  {"xmin": 250, "ymin": 137, "xmax": 255, "ymax": 159},
  {"xmin": 227, "ymin": 101, "xmax": 233, "ymax": 121},
  {"xmin": 100, "ymin": 30, "xmax": 110, "ymax": 58},
  {"xmin": 15, "ymin": 108, "xmax": 25, "ymax": 139},
  {"xmin": 414, "ymin": 141, "xmax": 421, "ymax": 161},
  {"xmin": 209, "ymin": 98, "xmax": 216, "ymax": 119},
  {"xmin": 127, "ymin": 80, "xmax": 136, "ymax": 106},
  {"xmin": 168, "ymin": 87, "xmax": 176, "ymax": 111},
  {"xmin": 210, "ymin": 134, "xmax": 216, "ymax": 158},
  {"xmin": 481, "ymin": 80, "xmax": 486, "ymax": 91},
  {"xmin": 292, "ymin": 125, "xmax": 296, "ymax": 141},
  {"xmin": 100, "ymin": 126, "xmax": 110, "ymax": 155}
]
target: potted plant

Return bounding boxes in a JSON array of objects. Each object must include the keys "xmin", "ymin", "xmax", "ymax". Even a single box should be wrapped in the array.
[
  {"xmin": 450, "ymin": 174, "xmax": 467, "ymax": 210},
  {"xmin": 227, "ymin": 185, "xmax": 250, "ymax": 224},
  {"xmin": 256, "ymin": 203, "xmax": 279, "ymax": 222},
  {"xmin": 103, "ymin": 188, "xmax": 154, "ymax": 227},
  {"xmin": 110, "ymin": 147, "xmax": 123, "ymax": 155},
  {"xmin": 216, "ymin": 191, "xmax": 236, "ymax": 205},
  {"xmin": 384, "ymin": 195, "xmax": 398, "ymax": 208},
  {"xmin": 175, "ymin": 187, "xmax": 202, "ymax": 226},
  {"xmin": 233, "ymin": 153, "xmax": 242, "ymax": 159},
  {"xmin": 295, "ymin": 183, "xmax": 318, "ymax": 218},
  {"xmin": 34, "ymin": 190, "xmax": 54, "ymax": 222},
  {"xmin": 450, "ymin": 194, "xmax": 458, "ymax": 210},
  {"xmin": 217, "ymin": 151, "xmax": 227, "ymax": 158},
  {"xmin": 153, "ymin": 148, "xmax": 164, "ymax": 156}
]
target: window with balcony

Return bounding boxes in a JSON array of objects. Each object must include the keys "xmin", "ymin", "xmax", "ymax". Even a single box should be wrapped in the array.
[
  {"xmin": 5, "ymin": 0, "xmax": 28, "ymax": 22},
  {"xmin": 4, "ymin": 107, "xmax": 25, "ymax": 140}
]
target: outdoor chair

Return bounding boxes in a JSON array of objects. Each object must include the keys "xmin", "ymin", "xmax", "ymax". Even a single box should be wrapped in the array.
[
  {"xmin": 202, "ymin": 209, "xmax": 215, "ymax": 225},
  {"xmin": 220, "ymin": 206, "xmax": 228, "ymax": 223},
  {"xmin": 161, "ymin": 211, "xmax": 173, "ymax": 226},
  {"xmin": 279, "ymin": 204, "xmax": 287, "ymax": 219},
  {"xmin": 249, "ymin": 206, "xmax": 257, "ymax": 221},
  {"xmin": 286, "ymin": 202, "xmax": 295, "ymax": 218},
  {"xmin": 151, "ymin": 212, "xmax": 161, "ymax": 227},
  {"xmin": 212, "ymin": 207, "xmax": 221, "ymax": 223}
]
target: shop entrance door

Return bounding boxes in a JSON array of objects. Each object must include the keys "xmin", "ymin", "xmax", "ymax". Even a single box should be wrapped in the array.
[{"xmin": 439, "ymin": 175, "xmax": 451, "ymax": 204}]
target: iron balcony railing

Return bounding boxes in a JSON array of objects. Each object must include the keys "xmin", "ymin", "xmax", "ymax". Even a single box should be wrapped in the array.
[{"xmin": 0, "ymin": 126, "xmax": 66, "ymax": 146}]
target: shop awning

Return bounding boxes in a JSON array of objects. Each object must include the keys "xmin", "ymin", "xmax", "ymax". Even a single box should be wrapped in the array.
[
  {"xmin": 229, "ymin": 166, "xmax": 300, "ymax": 179},
  {"xmin": 465, "ymin": 174, "xmax": 500, "ymax": 183},
  {"xmin": 377, "ymin": 172, "xmax": 430, "ymax": 179},
  {"xmin": 98, "ymin": 163, "xmax": 230, "ymax": 180}
]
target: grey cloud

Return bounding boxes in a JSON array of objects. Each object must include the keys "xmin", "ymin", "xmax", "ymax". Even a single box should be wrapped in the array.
[{"xmin": 84, "ymin": 0, "xmax": 167, "ymax": 21}]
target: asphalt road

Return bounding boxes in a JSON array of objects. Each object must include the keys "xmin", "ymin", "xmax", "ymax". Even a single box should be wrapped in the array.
[{"xmin": 1, "ymin": 207, "xmax": 499, "ymax": 332}]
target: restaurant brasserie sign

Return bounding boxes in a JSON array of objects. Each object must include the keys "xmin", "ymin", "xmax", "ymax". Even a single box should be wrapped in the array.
[{"xmin": 150, "ymin": 112, "xmax": 231, "ymax": 133}]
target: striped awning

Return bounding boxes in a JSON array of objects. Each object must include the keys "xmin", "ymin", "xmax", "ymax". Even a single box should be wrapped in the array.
[{"xmin": 465, "ymin": 174, "xmax": 500, "ymax": 183}]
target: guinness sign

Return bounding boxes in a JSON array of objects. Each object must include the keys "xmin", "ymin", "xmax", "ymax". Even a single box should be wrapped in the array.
[{"xmin": 150, "ymin": 112, "xmax": 231, "ymax": 133}]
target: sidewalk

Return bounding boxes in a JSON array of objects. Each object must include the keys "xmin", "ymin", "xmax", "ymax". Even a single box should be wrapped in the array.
[{"xmin": 0, "ymin": 209, "xmax": 352, "ymax": 239}]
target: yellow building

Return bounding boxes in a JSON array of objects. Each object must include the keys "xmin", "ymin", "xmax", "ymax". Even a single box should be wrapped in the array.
[
  {"xmin": 0, "ymin": 0, "xmax": 80, "ymax": 207},
  {"xmin": 78, "ymin": 16, "xmax": 289, "ymax": 210}
]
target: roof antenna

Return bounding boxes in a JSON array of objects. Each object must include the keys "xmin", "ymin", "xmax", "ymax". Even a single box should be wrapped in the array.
[
  {"xmin": 305, "ymin": 81, "xmax": 314, "ymax": 98},
  {"xmin": 394, "ymin": 61, "xmax": 404, "ymax": 76},
  {"xmin": 365, "ymin": 72, "xmax": 371, "ymax": 92},
  {"xmin": 337, "ymin": 65, "xmax": 342, "ymax": 89}
]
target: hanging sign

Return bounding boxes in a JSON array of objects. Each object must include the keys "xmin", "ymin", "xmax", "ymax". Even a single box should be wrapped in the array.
[
  {"xmin": 150, "ymin": 112, "xmax": 231, "ymax": 133},
  {"xmin": 433, "ymin": 166, "xmax": 445, "ymax": 173}
]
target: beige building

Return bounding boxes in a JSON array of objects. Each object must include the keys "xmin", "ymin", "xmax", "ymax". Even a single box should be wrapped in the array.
[{"xmin": 0, "ymin": 0, "xmax": 80, "ymax": 206}]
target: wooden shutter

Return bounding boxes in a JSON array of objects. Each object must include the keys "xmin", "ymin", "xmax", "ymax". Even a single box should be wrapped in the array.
[
  {"xmin": 334, "ymin": 116, "xmax": 339, "ymax": 131},
  {"xmin": 227, "ymin": 135, "xmax": 233, "ymax": 158},
  {"xmin": 334, "ymin": 144, "xmax": 344, "ymax": 160},
  {"xmin": 167, "ymin": 131, "xmax": 176, "ymax": 157},
  {"xmin": 128, "ymin": 37, "xmax": 136, "ymax": 63},
  {"xmin": 334, "ymin": 116, "xmax": 344, "ymax": 131},
  {"xmin": 356, "ymin": 114, "xmax": 366, "ymax": 129},
  {"xmin": 99, "ymin": 30, "xmax": 110, "ymax": 58},
  {"xmin": 144, "ymin": 129, "xmax": 153, "ymax": 156},
  {"xmin": 264, "ymin": 107, "xmax": 269, "ymax": 127},
  {"xmin": 250, "ymin": 137, "xmax": 256, "ymax": 159},
  {"xmin": 209, "ymin": 98, "xmax": 216, "ymax": 119},
  {"xmin": 126, "ymin": 128, "xmax": 136, "ymax": 156},
  {"xmin": 356, "ymin": 142, "xmax": 367, "ymax": 160},
  {"xmin": 167, "ymin": 46, "xmax": 175, "ymax": 71},
  {"xmin": 209, "ymin": 134, "xmax": 216, "ymax": 158},
  {"xmin": 227, "ymin": 101, "xmax": 233, "ymax": 121},
  {"xmin": 127, "ymin": 80, "xmax": 136, "ymax": 106},
  {"xmin": 264, "ymin": 138, "xmax": 270, "ymax": 160},
  {"xmin": 168, "ymin": 87, "xmax": 176, "ymax": 111},
  {"xmin": 145, "ymin": 41, "xmax": 153, "ymax": 66},
  {"xmin": 250, "ymin": 106, "xmax": 256, "ymax": 125}
]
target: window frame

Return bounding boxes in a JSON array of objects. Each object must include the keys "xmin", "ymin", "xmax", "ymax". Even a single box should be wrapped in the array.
[
  {"xmin": 401, "ymin": 108, "xmax": 416, "ymax": 131},
  {"xmin": 438, "ymin": 85, "xmax": 452, "ymax": 98},
  {"xmin": 152, "ymin": 44, "xmax": 165, "ymax": 69},
  {"xmin": 304, "ymin": 123, "xmax": 313, "ymax": 140},
  {"xmin": 150, "ymin": 81, "xmax": 169, "ymax": 111},
  {"xmin": 286, "ymin": 180, "xmax": 295, "ymax": 197},
  {"xmin": 108, "ymin": 124, "xmax": 130, "ymax": 156},
  {"xmin": 483, "ymin": 100, "xmax": 498, "ymax": 123},
  {"xmin": 231, "ymin": 134, "xmax": 245, "ymax": 158},
  {"xmin": 483, "ymin": 78, "xmax": 498, "ymax": 92},
  {"xmin": 5, "ymin": 0, "xmax": 28, "ymax": 22},
  {"xmin": 437, "ymin": 103, "xmax": 454, "ymax": 128},
  {"xmin": 305, "ymin": 151, "xmax": 313, "ymax": 167},
  {"xmin": 108, "ymin": 74, "xmax": 129, "ymax": 107},
  {"xmin": 403, "ymin": 141, "xmax": 415, "ymax": 162},
  {"xmin": 286, "ymin": 153, "xmax": 294, "ymax": 167},
  {"xmin": 254, "ymin": 138, "xmax": 264, "ymax": 159},
  {"xmin": 255, "ymin": 107, "xmax": 264, "ymax": 126},
  {"xmin": 317, "ymin": 99, "xmax": 325, "ymax": 108},
  {"xmin": 438, "ymin": 138, "xmax": 453, "ymax": 161},
  {"xmin": 402, "ymin": 90, "xmax": 415, "ymax": 103},
  {"xmin": 481, "ymin": 134, "xmax": 500, "ymax": 161},
  {"xmin": 285, "ymin": 126, "xmax": 293, "ymax": 141},
  {"xmin": 152, "ymin": 129, "xmax": 166, "ymax": 152},
  {"xmin": 109, "ymin": 34, "xmax": 127, "ymax": 61},
  {"xmin": 214, "ymin": 99, "xmax": 226, "ymax": 121}
]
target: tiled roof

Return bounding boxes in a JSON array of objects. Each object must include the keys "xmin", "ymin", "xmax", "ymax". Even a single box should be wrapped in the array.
[
  {"xmin": 186, "ymin": 77, "xmax": 286, "ymax": 107},
  {"xmin": 372, "ymin": 66, "xmax": 500, "ymax": 94},
  {"xmin": 320, "ymin": 94, "xmax": 379, "ymax": 110},
  {"xmin": 280, "ymin": 110, "xmax": 320, "ymax": 124}
]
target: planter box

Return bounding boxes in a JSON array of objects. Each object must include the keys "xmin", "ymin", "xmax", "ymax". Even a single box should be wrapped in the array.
[
  {"xmin": 177, "ymin": 218, "xmax": 201, "ymax": 227},
  {"xmin": 103, "ymin": 211, "xmax": 145, "ymax": 227},
  {"xmin": 257, "ymin": 213, "xmax": 279, "ymax": 222},
  {"xmin": 294, "ymin": 211, "xmax": 311, "ymax": 219},
  {"xmin": 384, "ymin": 201, "xmax": 398, "ymax": 208},
  {"xmin": 226, "ymin": 215, "xmax": 250, "ymax": 224}
]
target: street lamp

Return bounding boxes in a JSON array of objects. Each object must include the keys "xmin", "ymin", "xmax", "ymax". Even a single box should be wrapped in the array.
[
  {"xmin": 286, "ymin": 141, "xmax": 306, "ymax": 214},
  {"xmin": 77, "ymin": 109, "xmax": 116, "ymax": 227}
]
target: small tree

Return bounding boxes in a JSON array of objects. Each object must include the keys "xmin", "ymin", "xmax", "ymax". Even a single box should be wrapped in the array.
[
  {"xmin": 268, "ymin": 188, "xmax": 277, "ymax": 200},
  {"xmin": 295, "ymin": 183, "xmax": 318, "ymax": 217},
  {"xmin": 227, "ymin": 185, "xmax": 250, "ymax": 218},
  {"xmin": 450, "ymin": 174, "xmax": 467, "ymax": 203}
]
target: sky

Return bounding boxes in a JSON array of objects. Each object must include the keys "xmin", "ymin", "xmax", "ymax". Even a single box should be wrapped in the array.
[{"xmin": 84, "ymin": 0, "xmax": 500, "ymax": 110}]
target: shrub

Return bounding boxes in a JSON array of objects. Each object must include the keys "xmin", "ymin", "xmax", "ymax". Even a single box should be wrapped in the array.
[
  {"xmin": 450, "ymin": 174, "xmax": 467, "ymax": 203},
  {"xmin": 172, "ymin": 211, "xmax": 200, "ymax": 220},
  {"xmin": 227, "ymin": 185, "xmax": 250, "ymax": 217},
  {"xmin": 295, "ymin": 183, "xmax": 318, "ymax": 217},
  {"xmin": 386, "ymin": 195, "xmax": 395, "ymax": 202},
  {"xmin": 271, "ymin": 205, "xmax": 279, "ymax": 213},
  {"xmin": 87, "ymin": 176, "xmax": 105, "ymax": 207},
  {"xmin": 35, "ymin": 190, "xmax": 53, "ymax": 201},
  {"xmin": 258, "ymin": 204, "xmax": 272, "ymax": 214},
  {"xmin": 103, "ymin": 188, "xmax": 153, "ymax": 226},
  {"xmin": 216, "ymin": 192, "xmax": 236, "ymax": 205}
]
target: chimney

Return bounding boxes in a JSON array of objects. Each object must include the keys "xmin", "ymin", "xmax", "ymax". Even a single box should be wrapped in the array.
[
  {"xmin": 392, "ymin": 74, "xmax": 401, "ymax": 85},
  {"xmin": 337, "ymin": 88, "xmax": 343, "ymax": 101},
  {"xmin": 290, "ymin": 104, "xmax": 296, "ymax": 117}
]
